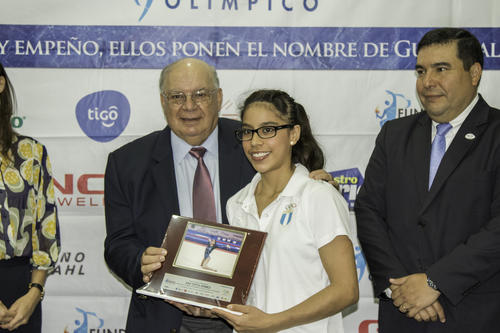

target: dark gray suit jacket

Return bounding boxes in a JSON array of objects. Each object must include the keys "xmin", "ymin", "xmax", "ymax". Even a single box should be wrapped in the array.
[
  {"xmin": 355, "ymin": 95, "xmax": 500, "ymax": 332},
  {"xmin": 104, "ymin": 118, "xmax": 254, "ymax": 332}
]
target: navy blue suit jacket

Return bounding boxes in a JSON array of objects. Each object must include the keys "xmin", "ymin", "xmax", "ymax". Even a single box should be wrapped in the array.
[
  {"xmin": 355, "ymin": 95, "xmax": 500, "ymax": 332},
  {"xmin": 104, "ymin": 118, "xmax": 254, "ymax": 332}
]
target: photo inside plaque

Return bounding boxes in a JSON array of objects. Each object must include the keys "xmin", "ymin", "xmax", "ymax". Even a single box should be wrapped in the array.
[{"xmin": 173, "ymin": 221, "xmax": 247, "ymax": 278}]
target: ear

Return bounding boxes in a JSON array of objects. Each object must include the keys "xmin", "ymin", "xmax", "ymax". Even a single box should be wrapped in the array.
[
  {"xmin": 470, "ymin": 62, "xmax": 482, "ymax": 87},
  {"xmin": 290, "ymin": 125, "xmax": 301, "ymax": 145},
  {"xmin": 159, "ymin": 93, "xmax": 170, "ymax": 121},
  {"xmin": 160, "ymin": 93, "xmax": 166, "ymax": 108},
  {"xmin": 0, "ymin": 76, "xmax": 5, "ymax": 94},
  {"xmin": 216, "ymin": 88, "xmax": 223, "ymax": 113}
]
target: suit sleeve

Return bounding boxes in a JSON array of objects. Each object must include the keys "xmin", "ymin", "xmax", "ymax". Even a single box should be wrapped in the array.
[
  {"xmin": 355, "ymin": 123, "xmax": 408, "ymax": 296},
  {"xmin": 426, "ymin": 154, "xmax": 500, "ymax": 305},
  {"xmin": 104, "ymin": 153, "xmax": 146, "ymax": 289}
]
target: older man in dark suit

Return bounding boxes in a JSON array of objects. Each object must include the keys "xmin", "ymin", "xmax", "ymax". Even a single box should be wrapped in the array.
[
  {"xmin": 356, "ymin": 28, "xmax": 500, "ymax": 332},
  {"xmin": 104, "ymin": 58, "xmax": 255, "ymax": 333}
]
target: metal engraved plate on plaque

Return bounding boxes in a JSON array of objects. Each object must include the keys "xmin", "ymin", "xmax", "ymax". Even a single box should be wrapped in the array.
[{"xmin": 161, "ymin": 273, "xmax": 234, "ymax": 302}]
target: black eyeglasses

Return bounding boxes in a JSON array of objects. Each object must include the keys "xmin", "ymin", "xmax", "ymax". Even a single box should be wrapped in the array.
[
  {"xmin": 235, "ymin": 124, "xmax": 294, "ymax": 141},
  {"xmin": 161, "ymin": 89, "xmax": 218, "ymax": 106}
]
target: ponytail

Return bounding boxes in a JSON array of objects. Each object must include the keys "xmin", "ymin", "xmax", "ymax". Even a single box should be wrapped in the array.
[{"xmin": 291, "ymin": 102, "xmax": 324, "ymax": 171}]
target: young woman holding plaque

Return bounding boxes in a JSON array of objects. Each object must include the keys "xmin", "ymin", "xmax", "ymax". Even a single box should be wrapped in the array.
[
  {"xmin": 212, "ymin": 89, "xmax": 358, "ymax": 332},
  {"xmin": 0, "ymin": 63, "xmax": 61, "ymax": 332}
]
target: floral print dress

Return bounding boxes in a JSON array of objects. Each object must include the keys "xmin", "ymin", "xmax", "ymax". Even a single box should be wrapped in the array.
[{"xmin": 0, "ymin": 135, "xmax": 60, "ymax": 270}]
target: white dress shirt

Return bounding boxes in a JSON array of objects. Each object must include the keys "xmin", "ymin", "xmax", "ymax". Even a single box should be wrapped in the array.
[
  {"xmin": 431, "ymin": 94, "xmax": 478, "ymax": 151},
  {"xmin": 227, "ymin": 164, "xmax": 352, "ymax": 333}
]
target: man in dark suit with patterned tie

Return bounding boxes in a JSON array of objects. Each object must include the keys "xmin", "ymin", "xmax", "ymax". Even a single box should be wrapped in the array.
[
  {"xmin": 355, "ymin": 28, "xmax": 500, "ymax": 332},
  {"xmin": 103, "ymin": 58, "xmax": 255, "ymax": 333}
]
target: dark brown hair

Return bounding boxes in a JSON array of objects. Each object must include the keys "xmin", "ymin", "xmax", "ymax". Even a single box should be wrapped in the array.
[
  {"xmin": 417, "ymin": 28, "xmax": 484, "ymax": 70},
  {"xmin": 241, "ymin": 89, "xmax": 325, "ymax": 171},
  {"xmin": 0, "ymin": 63, "xmax": 16, "ymax": 157}
]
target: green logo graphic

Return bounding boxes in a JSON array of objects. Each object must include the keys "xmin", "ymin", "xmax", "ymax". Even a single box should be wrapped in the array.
[{"xmin": 11, "ymin": 116, "xmax": 26, "ymax": 128}]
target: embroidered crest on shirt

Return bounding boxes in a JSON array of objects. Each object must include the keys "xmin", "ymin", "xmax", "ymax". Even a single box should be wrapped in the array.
[{"xmin": 280, "ymin": 203, "xmax": 296, "ymax": 226}]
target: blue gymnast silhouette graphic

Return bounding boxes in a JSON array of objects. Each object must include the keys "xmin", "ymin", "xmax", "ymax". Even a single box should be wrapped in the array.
[
  {"xmin": 375, "ymin": 90, "xmax": 411, "ymax": 127},
  {"xmin": 73, "ymin": 308, "xmax": 104, "ymax": 333},
  {"xmin": 355, "ymin": 246, "xmax": 367, "ymax": 282},
  {"xmin": 135, "ymin": 0, "xmax": 153, "ymax": 21}
]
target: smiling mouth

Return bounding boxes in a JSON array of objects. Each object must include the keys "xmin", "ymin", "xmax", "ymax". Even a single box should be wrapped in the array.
[
  {"xmin": 422, "ymin": 92, "xmax": 444, "ymax": 99},
  {"xmin": 102, "ymin": 121, "xmax": 115, "ymax": 128},
  {"xmin": 181, "ymin": 117, "xmax": 201, "ymax": 122},
  {"xmin": 250, "ymin": 152, "xmax": 270, "ymax": 160}
]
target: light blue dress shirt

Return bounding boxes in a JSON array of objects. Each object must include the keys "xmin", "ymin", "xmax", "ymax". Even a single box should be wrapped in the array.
[{"xmin": 171, "ymin": 127, "xmax": 222, "ymax": 223}]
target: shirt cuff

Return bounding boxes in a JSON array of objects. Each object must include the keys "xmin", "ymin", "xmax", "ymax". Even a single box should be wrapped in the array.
[{"xmin": 381, "ymin": 287, "xmax": 392, "ymax": 299}]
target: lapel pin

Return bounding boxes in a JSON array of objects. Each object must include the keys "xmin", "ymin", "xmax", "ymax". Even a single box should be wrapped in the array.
[{"xmin": 465, "ymin": 133, "xmax": 475, "ymax": 140}]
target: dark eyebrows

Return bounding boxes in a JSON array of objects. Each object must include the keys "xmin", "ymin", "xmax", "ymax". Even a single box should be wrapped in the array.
[
  {"xmin": 241, "ymin": 121, "xmax": 280, "ymax": 128},
  {"xmin": 431, "ymin": 62, "xmax": 451, "ymax": 68},
  {"xmin": 260, "ymin": 121, "xmax": 281, "ymax": 126},
  {"xmin": 415, "ymin": 62, "xmax": 451, "ymax": 70}
]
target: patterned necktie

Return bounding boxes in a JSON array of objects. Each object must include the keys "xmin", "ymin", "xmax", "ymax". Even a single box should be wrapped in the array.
[
  {"xmin": 189, "ymin": 147, "xmax": 216, "ymax": 221},
  {"xmin": 428, "ymin": 122, "xmax": 452, "ymax": 189}
]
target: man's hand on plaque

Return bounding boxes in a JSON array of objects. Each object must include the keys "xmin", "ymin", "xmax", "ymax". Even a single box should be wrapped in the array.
[
  {"xmin": 166, "ymin": 301, "xmax": 217, "ymax": 318},
  {"xmin": 140, "ymin": 246, "xmax": 167, "ymax": 283}
]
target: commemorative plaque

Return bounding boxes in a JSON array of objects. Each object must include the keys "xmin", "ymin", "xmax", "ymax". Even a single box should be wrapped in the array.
[{"xmin": 137, "ymin": 215, "xmax": 266, "ymax": 313}]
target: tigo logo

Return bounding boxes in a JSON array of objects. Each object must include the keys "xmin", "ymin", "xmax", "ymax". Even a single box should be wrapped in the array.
[
  {"xmin": 374, "ymin": 90, "xmax": 420, "ymax": 127},
  {"xmin": 76, "ymin": 90, "xmax": 130, "ymax": 142}
]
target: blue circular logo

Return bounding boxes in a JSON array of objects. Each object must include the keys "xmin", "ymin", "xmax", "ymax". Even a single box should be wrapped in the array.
[{"xmin": 76, "ymin": 90, "xmax": 130, "ymax": 142}]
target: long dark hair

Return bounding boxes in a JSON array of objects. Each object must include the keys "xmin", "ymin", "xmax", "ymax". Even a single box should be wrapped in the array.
[
  {"xmin": 0, "ymin": 63, "xmax": 16, "ymax": 157},
  {"xmin": 241, "ymin": 89, "xmax": 324, "ymax": 172}
]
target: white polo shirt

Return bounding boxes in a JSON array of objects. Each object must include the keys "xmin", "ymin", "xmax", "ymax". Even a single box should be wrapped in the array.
[{"xmin": 226, "ymin": 164, "xmax": 352, "ymax": 333}]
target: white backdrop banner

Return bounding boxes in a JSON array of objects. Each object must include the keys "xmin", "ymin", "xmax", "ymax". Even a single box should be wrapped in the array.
[{"xmin": 1, "ymin": 1, "xmax": 499, "ymax": 332}]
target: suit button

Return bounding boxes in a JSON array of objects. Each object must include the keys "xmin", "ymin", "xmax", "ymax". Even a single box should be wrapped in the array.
[
  {"xmin": 170, "ymin": 329, "xmax": 177, "ymax": 333},
  {"xmin": 418, "ymin": 220, "xmax": 426, "ymax": 227},
  {"xmin": 138, "ymin": 294, "xmax": 148, "ymax": 300}
]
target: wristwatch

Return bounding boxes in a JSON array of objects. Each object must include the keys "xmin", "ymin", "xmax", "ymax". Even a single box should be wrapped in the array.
[
  {"xmin": 427, "ymin": 277, "xmax": 439, "ymax": 291},
  {"xmin": 28, "ymin": 282, "xmax": 45, "ymax": 301}
]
